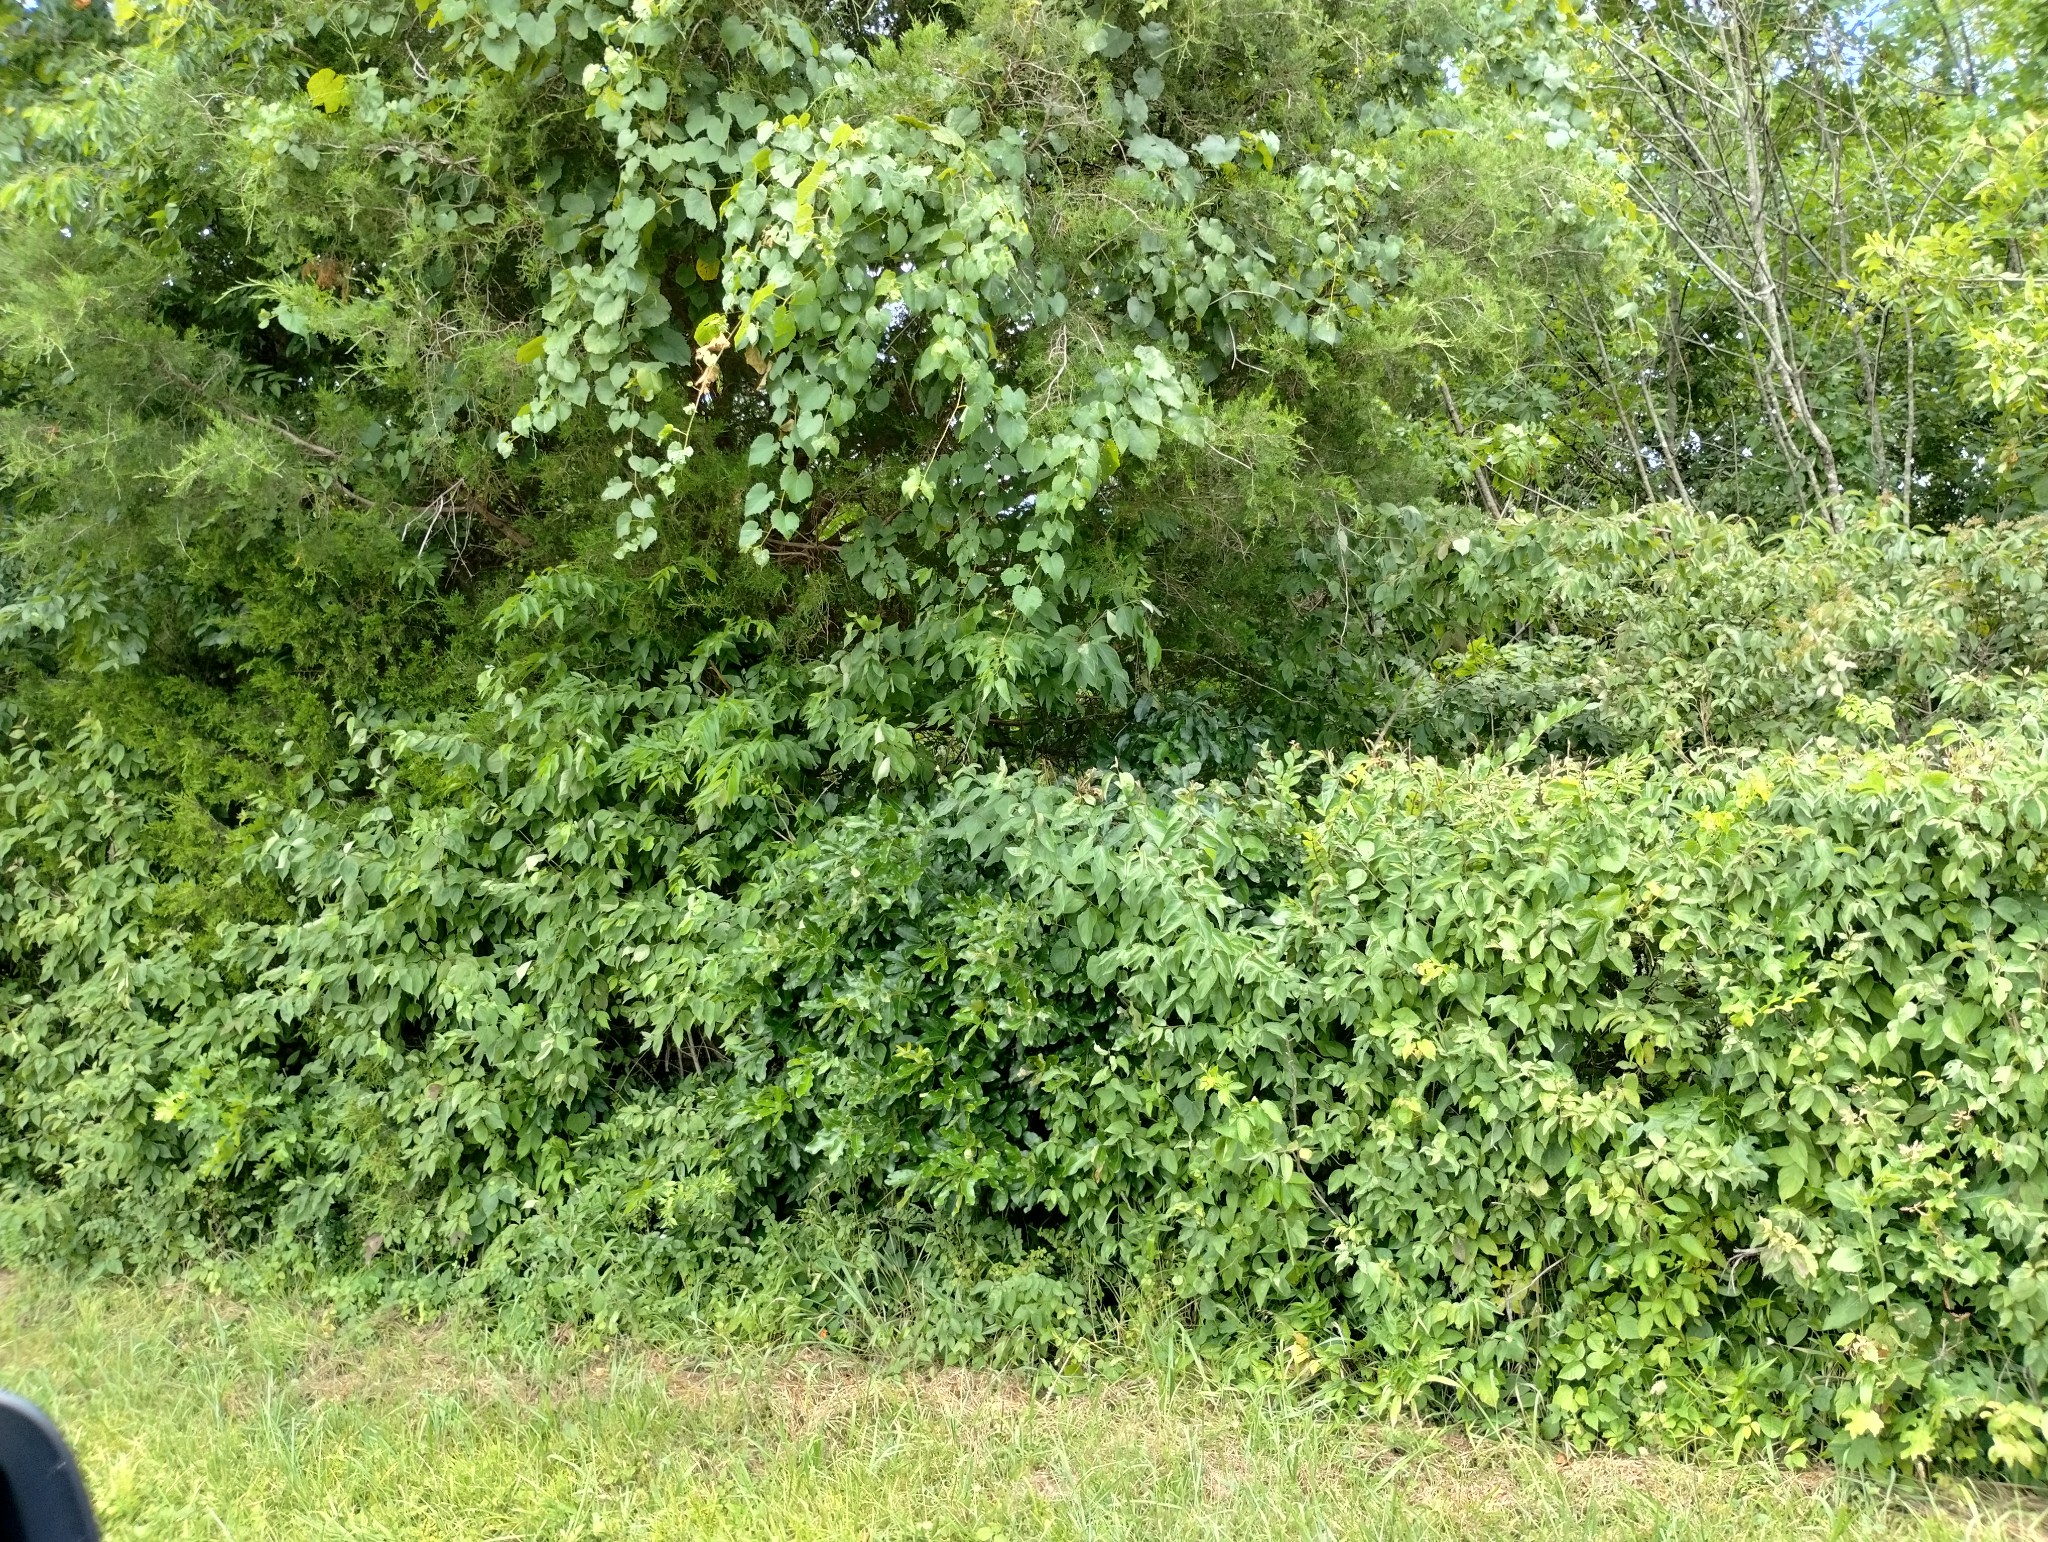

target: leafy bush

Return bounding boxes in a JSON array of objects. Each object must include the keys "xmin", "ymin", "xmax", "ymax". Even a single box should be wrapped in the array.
[
  {"xmin": 1284, "ymin": 499, "xmax": 2048, "ymax": 757},
  {"xmin": 8, "ymin": 644, "xmax": 2048, "ymax": 1472},
  {"xmin": 7, "ymin": 0, "xmax": 2048, "ymax": 1486}
]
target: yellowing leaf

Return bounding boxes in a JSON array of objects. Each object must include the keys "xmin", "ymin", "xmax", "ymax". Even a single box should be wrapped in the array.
[
  {"xmin": 515, "ymin": 336, "xmax": 547, "ymax": 365},
  {"xmin": 695, "ymin": 256, "xmax": 721, "ymax": 281},
  {"xmin": 306, "ymin": 68, "xmax": 351, "ymax": 114}
]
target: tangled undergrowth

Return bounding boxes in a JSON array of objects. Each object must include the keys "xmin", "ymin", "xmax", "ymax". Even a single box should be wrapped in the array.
[{"xmin": 5, "ymin": 0, "xmax": 2048, "ymax": 1482}]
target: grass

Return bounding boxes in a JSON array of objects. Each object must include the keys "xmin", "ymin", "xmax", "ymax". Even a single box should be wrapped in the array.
[{"xmin": 0, "ymin": 1270, "xmax": 2042, "ymax": 1541}]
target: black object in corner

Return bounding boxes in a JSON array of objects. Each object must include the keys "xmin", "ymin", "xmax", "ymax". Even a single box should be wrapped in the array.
[{"xmin": 0, "ymin": 1393, "xmax": 98, "ymax": 1542}]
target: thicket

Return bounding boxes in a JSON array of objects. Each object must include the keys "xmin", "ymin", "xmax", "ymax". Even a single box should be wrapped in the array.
[{"xmin": 4, "ymin": 0, "xmax": 2048, "ymax": 1479}]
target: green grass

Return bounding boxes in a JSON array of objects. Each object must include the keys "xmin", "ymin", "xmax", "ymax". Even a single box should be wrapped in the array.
[{"xmin": 0, "ymin": 1271, "xmax": 2041, "ymax": 1541}]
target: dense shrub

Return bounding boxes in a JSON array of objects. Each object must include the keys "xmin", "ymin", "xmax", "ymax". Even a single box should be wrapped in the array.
[
  {"xmin": 8, "ymin": 0, "xmax": 2048, "ymax": 1486},
  {"xmin": 1234, "ymin": 500, "xmax": 2048, "ymax": 756},
  {"xmin": 7, "ymin": 664, "xmax": 2048, "ymax": 1472}
]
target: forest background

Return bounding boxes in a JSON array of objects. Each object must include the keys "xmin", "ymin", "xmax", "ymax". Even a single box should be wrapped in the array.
[{"xmin": 5, "ymin": 0, "xmax": 2048, "ymax": 1479}]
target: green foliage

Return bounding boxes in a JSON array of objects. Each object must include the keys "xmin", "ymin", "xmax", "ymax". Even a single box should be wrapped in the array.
[
  {"xmin": 1138, "ymin": 498, "xmax": 2048, "ymax": 765},
  {"xmin": 1860, "ymin": 110, "xmax": 2048, "ymax": 507},
  {"xmin": 1556, "ymin": 0, "xmax": 2048, "ymax": 526},
  {"xmin": 6, "ymin": 0, "xmax": 2048, "ymax": 1485},
  {"xmin": 9, "ymin": 605, "xmax": 2048, "ymax": 1471}
]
